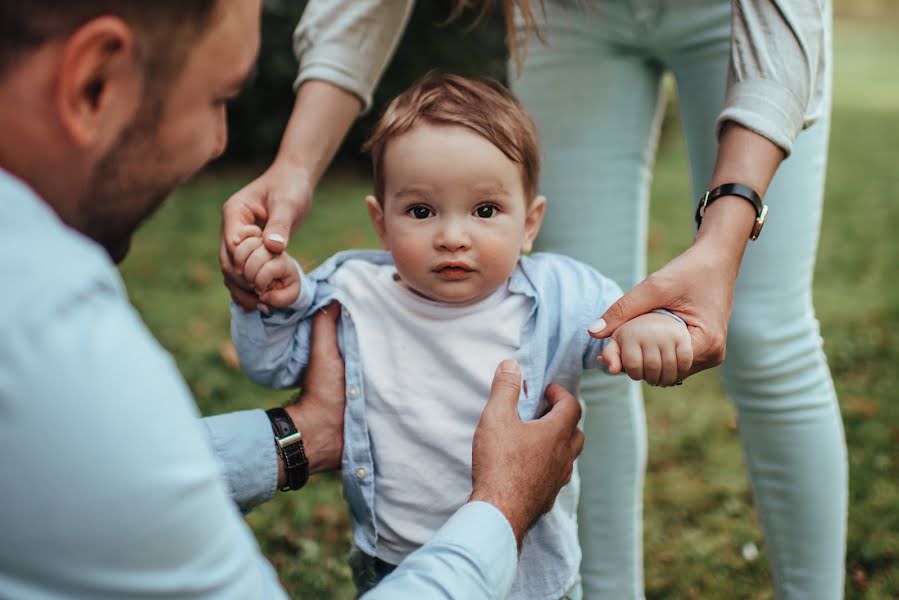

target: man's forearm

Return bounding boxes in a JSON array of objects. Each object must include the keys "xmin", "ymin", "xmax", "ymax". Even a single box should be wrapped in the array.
[
  {"xmin": 363, "ymin": 502, "xmax": 518, "ymax": 600},
  {"xmin": 273, "ymin": 80, "xmax": 362, "ymax": 189}
]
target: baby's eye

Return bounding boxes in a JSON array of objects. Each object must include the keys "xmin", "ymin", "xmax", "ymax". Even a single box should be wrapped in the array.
[
  {"xmin": 407, "ymin": 205, "xmax": 434, "ymax": 219},
  {"xmin": 475, "ymin": 204, "xmax": 499, "ymax": 218}
]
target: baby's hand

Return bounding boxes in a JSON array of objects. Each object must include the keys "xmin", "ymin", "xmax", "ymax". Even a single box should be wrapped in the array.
[
  {"xmin": 233, "ymin": 232, "xmax": 301, "ymax": 310},
  {"xmin": 599, "ymin": 312, "xmax": 692, "ymax": 387}
]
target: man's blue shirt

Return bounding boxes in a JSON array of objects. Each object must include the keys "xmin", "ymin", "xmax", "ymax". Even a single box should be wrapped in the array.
[{"xmin": 0, "ymin": 168, "xmax": 517, "ymax": 599}]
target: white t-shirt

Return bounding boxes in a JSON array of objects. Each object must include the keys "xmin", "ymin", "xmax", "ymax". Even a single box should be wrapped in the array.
[{"xmin": 332, "ymin": 259, "xmax": 530, "ymax": 564}]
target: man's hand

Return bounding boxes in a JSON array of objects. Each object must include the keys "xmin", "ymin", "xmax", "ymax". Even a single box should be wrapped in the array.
[
  {"xmin": 469, "ymin": 360, "xmax": 585, "ymax": 549},
  {"xmin": 220, "ymin": 162, "xmax": 312, "ymax": 311},
  {"xmin": 281, "ymin": 302, "xmax": 345, "ymax": 482}
]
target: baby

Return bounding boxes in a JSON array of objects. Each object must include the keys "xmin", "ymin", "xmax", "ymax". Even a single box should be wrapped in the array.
[{"xmin": 228, "ymin": 74, "xmax": 691, "ymax": 599}]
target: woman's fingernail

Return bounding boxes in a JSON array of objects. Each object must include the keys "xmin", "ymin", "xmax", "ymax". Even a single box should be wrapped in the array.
[
  {"xmin": 256, "ymin": 303, "xmax": 271, "ymax": 315},
  {"xmin": 587, "ymin": 318, "xmax": 606, "ymax": 334},
  {"xmin": 267, "ymin": 233, "xmax": 286, "ymax": 245}
]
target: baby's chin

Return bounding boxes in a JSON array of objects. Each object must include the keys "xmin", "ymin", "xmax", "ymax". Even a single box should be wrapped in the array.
[{"xmin": 402, "ymin": 280, "xmax": 502, "ymax": 306}]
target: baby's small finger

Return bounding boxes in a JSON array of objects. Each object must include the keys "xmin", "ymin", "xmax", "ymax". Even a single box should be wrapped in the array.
[
  {"xmin": 261, "ymin": 283, "xmax": 301, "ymax": 309},
  {"xmin": 243, "ymin": 245, "xmax": 274, "ymax": 284},
  {"xmin": 254, "ymin": 259, "xmax": 283, "ymax": 293},
  {"xmin": 601, "ymin": 338, "xmax": 622, "ymax": 375},
  {"xmin": 641, "ymin": 344, "xmax": 662, "ymax": 386},
  {"xmin": 233, "ymin": 236, "xmax": 264, "ymax": 274},
  {"xmin": 621, "ymin": 339, "xmax": 644, "ymax": 382},
  {"xmin": 658, "ymin": 343, "xmax": 678, "ymax": 387},
  {"xmin": 233, "ymin": 224, "xmax": 263, "ymax": 246},
  {"xmin": 675, "ymin": 337, "xmax": 694, "ymax": 381}
]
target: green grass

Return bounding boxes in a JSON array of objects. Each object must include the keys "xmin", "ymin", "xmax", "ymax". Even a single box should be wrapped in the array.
[{"xmin": 119, "ymin": 20, "xmax": 899, "ymax": 599}]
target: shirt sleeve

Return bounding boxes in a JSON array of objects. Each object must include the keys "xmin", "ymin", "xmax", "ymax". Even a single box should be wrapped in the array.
[
  {"xmin": 230, "ymin": 259, "xmax": 318, "ymax": 389},
  {"xmin": 0, "ymin": 281, "xmax": 287, "ymax": 598},
  {"xmin": 292, "ymin": 0, "xmax": 416, "ymax": 112},
  {"xmin": 717, "ymin": 0, "xmax": 829, "ymax": 156},
  {"xmin": 203, "ymin": 409, "xmax": 280, "ymax": 513},
  {"xmin": 363, "ymin": 502, "xmax": 518, "ymax": 600}
]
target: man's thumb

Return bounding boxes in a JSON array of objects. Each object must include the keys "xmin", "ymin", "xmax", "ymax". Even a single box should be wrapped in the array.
[
  {"xmin": 589, "ymin": 279, "xmax": 661, "ymax": 338},
  {"xmin": 262, "ymin": 202, "xmax": 295, "ymax": 253},
  {"xmin": 486, "ymin": 360, "xmax": 522, "ymax": 415}
]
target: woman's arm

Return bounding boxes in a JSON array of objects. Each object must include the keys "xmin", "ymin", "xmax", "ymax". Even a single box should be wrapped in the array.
[
  {"xmin": 592, "ymin": 0, "xmax": 829, "ymax": 379},
  {"xmin": 221, "ymin": 0, "xmax": 415, "ymax": 309}
]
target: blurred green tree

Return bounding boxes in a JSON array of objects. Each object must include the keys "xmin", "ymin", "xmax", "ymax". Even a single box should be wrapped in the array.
[{"xmin": 224, "ymin": 0, "xmax": 507, "ymax": 166}]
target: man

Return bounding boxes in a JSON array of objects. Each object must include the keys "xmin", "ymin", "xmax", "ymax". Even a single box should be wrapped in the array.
[{"xmin": 0, "ymin": 1, "xmax": 584, "ymax": 598}]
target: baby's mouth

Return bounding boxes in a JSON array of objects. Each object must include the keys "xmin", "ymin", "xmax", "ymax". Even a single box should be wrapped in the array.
[{"xmin": 434, "ymin": 263, "xmax": 474, "ymax": 280}]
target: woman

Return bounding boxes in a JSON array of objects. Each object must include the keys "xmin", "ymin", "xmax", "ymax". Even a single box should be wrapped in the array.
[{"xmin": 220, "ymin": 2, "xmax": 846, "ymax": 597}]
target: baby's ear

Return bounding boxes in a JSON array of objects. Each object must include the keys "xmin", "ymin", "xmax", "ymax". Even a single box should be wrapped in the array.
[
  {"xmin": 521, "ymin": 195, "xmax": 547, "ymax": 253},
  {"xmin": 364, "ymin": 195, "xmax": 389, "ymax": 250}
]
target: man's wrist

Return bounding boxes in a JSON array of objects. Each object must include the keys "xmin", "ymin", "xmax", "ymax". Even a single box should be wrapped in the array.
[
  {"xmin": 468, "ymin": 489, "xmax": 528, "ymax": 551},
  {"xmin": 284, "ymin": 400, "xmax": 342, "ymax": 476}
]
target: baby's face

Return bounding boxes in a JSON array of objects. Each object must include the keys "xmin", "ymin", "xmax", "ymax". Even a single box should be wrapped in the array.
[{"xmin": 366, "ymin": 122, "xmax": 545, "ymax": 304}]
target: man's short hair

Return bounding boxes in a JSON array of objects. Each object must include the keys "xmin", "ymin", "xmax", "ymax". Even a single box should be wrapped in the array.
[
  {"xmin": 0, "ymin": 1, "xmax": 218, "ymax": 81},
  {"xmin": 363, "ymin": 72, "xmax": 540, "ymax": 203}
]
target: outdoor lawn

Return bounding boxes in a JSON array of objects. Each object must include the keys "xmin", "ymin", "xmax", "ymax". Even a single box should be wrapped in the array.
[{"xmin": 119, "ymin": 19, "xmax": 898, "ymax": 600}]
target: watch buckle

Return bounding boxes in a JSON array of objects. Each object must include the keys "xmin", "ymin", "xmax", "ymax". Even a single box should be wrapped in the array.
[
  {"xmin": 277, "ymin": 431, "xmax": 303, "ymax": 449},
  {"xmin": 750, "ymin": 204, "xmax": 768, "ymax": 240},
  {"xmin": 698, "ymin": 190, "xmax": 710, "ymax": 220}
]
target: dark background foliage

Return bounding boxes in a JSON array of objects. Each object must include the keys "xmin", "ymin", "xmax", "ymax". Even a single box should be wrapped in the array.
[{"xmin": 223, "ymin": 0, "xmax": 507, "ymax": 167}]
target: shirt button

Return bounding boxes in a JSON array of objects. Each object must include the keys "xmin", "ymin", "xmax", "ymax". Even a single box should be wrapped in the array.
[
  {"xmin": 356, "ymin": 467, "xmax": 367, "ymax": 480},
  {"xmin": 347, "ymin": 386, "xmax": 359, "ymax": 400}
]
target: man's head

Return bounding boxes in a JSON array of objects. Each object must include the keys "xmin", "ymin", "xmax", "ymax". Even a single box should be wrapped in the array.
[
  {"xmin": 0, "ymin": 1, "xmax": 261, "ymax": 262},
  {"xmin": 362, "ymin": 73, "xmax": 546, "ymax": 305}
]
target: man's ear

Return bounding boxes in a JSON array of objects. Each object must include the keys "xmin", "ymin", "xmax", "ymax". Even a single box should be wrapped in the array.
[
  {"xmin": 56, "ymin": 16, "xmax": 142, "ymax": 151},
  {"xmin": 364, "ymin": 195, "xmax": 389, "ymax": 250},
  {"xmin": 521, "ymin": 195, "xmax": 547, "ymax": 253}
]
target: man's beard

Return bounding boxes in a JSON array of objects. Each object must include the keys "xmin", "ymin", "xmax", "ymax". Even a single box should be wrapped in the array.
[{"xmin": 79, "ymin": 99, "xmax": 181, "ymax": 264}]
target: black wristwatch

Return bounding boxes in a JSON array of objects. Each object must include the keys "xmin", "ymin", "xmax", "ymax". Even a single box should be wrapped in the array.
[
  {"xmin": 266, "ymin": 407, "xmax": 309, "ymax": 491},
  {"xmin": 695, "ymin": 182, "xmax": 768, "ymax": 240}
]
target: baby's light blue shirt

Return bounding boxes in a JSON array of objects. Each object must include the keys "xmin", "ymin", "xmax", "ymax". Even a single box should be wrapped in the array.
[{"xmin": 231, "ymin": 249, "xmax": 625, "ymax": 600}]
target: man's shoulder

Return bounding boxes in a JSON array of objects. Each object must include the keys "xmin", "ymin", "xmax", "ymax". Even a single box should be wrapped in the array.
[{"xmin": 0, "ymin": 200, "xmax": 122, "ymax": 329}]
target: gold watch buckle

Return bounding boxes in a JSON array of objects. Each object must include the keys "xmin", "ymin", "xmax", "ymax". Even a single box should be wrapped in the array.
[{"xmin": 750, "ymin": 204, "xmax": 768, "ymax": 240}]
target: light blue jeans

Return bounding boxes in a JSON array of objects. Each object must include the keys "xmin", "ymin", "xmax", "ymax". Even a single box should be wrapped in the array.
[{"xmin": 511, "ymin": 1, "xmax": 847, "ymax": 598}]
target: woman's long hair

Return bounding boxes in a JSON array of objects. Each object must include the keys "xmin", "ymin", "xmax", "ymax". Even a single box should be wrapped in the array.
[{"xmin": 449, "ymin": 0, "xmax": 545, "ymax": 70}]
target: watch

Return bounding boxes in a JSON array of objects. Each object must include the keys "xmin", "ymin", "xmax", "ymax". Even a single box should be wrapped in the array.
[
  {"xmin": 695, "ymin": 182, "xmax": 768, "ymax": 240},
  {"xmin": 266, "ymin": 407, "xmax": 309, "ymax": 491}
]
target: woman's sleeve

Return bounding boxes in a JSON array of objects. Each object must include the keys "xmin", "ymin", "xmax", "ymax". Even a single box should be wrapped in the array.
[
  {"xmin": 292, "ymin": 0, "xmax": 417, "ymax": 113},
  {"xmin": 717, "ymin": 0, "xmax": 830, "ymax": 156}
]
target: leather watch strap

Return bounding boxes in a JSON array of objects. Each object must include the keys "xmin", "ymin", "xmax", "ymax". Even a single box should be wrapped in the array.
[
  {"xmin": 695, "ymin": 182, "xmax": 768, "ymax": 240},
  {"xmin": 266, "ymin": 407, "xmax": 309, "ymax": 491}
]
